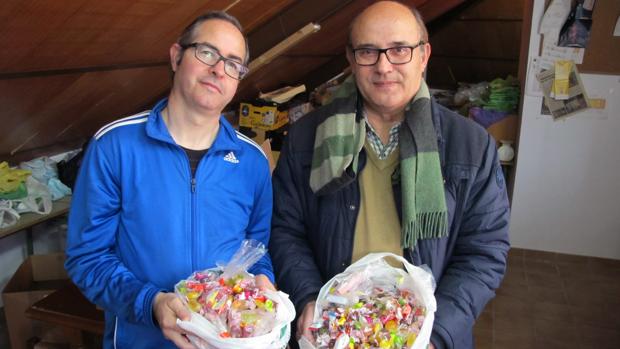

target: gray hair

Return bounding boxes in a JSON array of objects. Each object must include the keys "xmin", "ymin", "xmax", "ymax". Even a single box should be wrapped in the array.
[{"xmin": 177, "ymin": 11, "xmax": 250, "ymax": 64}]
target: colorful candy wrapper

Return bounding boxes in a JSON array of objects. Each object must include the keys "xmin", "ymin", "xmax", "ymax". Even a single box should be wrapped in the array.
[
  {"xmin": 174, "ymin": 239, "xmax": 296, "ymax": 349},
  {"xmin": 301, "ymin": 253, "xmax": 436, "ymax": 349}
]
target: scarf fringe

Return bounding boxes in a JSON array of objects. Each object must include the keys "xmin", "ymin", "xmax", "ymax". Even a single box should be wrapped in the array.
[{"xmin": 402, "ymin": 211, "xmax": 449, "ymax": 248}]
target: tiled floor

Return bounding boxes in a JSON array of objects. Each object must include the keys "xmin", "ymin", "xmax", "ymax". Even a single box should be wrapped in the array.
[
  {"xmin": 1, "ymin": 248, "xmax": 619, "ymax": 348},
  {"xmin": 0, "ymin": 307, "xmax": 9, "ymax": 349},
  {"xmin": 474, "ymin": 248, "xmax": 620, "ymax": 349}
]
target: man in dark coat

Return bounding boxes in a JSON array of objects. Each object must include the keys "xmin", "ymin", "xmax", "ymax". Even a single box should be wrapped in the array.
[{"xmin": 269, "ymin": 1, "xmax": 510, "ymax": 348}]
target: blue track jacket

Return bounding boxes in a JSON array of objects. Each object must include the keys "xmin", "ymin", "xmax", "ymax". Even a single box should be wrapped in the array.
[{"xmin": 65, "ymin": 98, "xmax": 274, "ymax": 348}]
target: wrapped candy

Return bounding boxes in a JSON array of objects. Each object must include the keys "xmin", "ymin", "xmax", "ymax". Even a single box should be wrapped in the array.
[
  {"xmin": 312, "ymin": 284, "xmax": 426, "ymax": 348},
  {"xmin": 176, "ymin": 269, "xmax": 277, "ymax": 338},
  {"xmin": 174, "ymin": 240, "xmax": 295, "ymax": 349},
  {"xmin": 175, "ymin": 240, "xmax": 280, "ymax": 338},
  {"xmin": 304, "ymin": 253, "xmax": 436, "ymax": 349}
]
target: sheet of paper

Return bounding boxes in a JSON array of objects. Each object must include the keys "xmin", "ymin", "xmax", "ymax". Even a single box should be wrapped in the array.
[
  {"xmin": 536, "ymin": 64, "xmax": 590, "ymax": 119},
  {"xmin": 552, "ymin": 60, "xmax": 572, "ymax": 100},
  {"xmin": 539, "ymin": 0, "xmax": 571, "ymax": 40},
  {"xmin": 540, "ymin": 36, "xmax": 584, "ymax": 69},
  {"xmin": 525, "ymin": 56, "xmax": 544, "ymax": 97}
]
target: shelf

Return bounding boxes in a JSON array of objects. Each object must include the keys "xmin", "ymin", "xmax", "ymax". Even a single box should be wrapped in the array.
[{"xmin": 0, "ymin": 196, "xmax": 71, "ymax": 240}]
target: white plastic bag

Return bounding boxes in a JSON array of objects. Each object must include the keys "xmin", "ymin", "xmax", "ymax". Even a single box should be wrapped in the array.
[
  {"xmin": 0, "ymin": 199, "xmax": 20, "ymax": 228},
  {"xmin": 12, "ymin": 177, "xmax": 52, "ymax": 215},
  {"xmin": 178, "ymin": 288, "xmax": 295, "ymax": 349},
  {"xmin": 19, "ymin": 157, "xmax": 57, "ymax": 184},
  {"xmin": 301, "ymin": 252, "xmax": 437, "ymax": 349},
  {"xmin": 175, "ymin": 240, "xmax": 296, "ymax": 349}
]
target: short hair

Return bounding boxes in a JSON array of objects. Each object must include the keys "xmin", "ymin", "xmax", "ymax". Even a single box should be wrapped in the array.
[
  {"xmin": 177, "ymin": 11, "xmax": 250, "ymax": 64},
  {"xmin": 348, "ymin": 2, "xmax": 429, "ymax": 51}
]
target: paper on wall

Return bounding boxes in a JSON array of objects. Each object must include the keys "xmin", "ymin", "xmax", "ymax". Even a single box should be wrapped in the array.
[
  {"xmin": 552, "ymin": 60, "xmax": 572, "ymax": 100},
  {"xmin": 540, "ymin": 36, "xmax": 584, "ymax": 69},
  {"xmin": 539, "ymin": 0, "xmax": 572, "ymax": 40},
  {"xmin": 525, "ymin": 56, "xmax": 544, "ymax": 97},
  {"xmin": 536, "ymin": 64, "xmax": 590, "ymax": 119}
]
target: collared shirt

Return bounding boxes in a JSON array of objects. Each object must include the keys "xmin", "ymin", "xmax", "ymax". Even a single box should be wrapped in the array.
[{"xmin": 364, "ymin": 115, "xmax": 401, "ymax": 160}]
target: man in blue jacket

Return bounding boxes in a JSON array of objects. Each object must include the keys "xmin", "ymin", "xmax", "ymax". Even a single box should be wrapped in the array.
[
  {"xmin": 269, "ymin": 2, "xmax": 510, "ymax": 348},
  {"xmin": 65, "ymin": 11, "xmax": 275, "ymax": 348}
]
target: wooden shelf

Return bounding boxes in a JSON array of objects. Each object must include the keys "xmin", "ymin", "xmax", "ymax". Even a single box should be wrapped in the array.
[{"xmin": 0, "ymin": 196, "xmax": 71, "ymax": 240}]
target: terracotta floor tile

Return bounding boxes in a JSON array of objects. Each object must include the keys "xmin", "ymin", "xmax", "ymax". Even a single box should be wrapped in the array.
[
  {"xmin": 565, "ymin": 282, "xmax": 620, "ymax": 309},
  {"xmin": 555, "ymin": 252, "xmax": 590, "ymax": 265},
  {"xmin": 479, "ymin": 249, "xmax": 620, "ymax": 349},
  {"xmin": 508, "ymin": 247, "xmax": 526, "ymax": 258},
  {"xmin": 524, "ymin": 249, "xmax": 557, "ymax": 263},
  {"xmin": 533, "ymin": 318, "xmax": 579, "ymax": 341},
  {"xmin": 530, "ymin": 301, "xmax": 574, "ymax": 323},
  {"xmin": 474, "ymin": 328, "xmax": 493, "ymax": 349},
  {"xmin": 494, "ymin": 312, "xmax": 535, "ymax": 335},
  {"xmin": 494, "ymin": 334, "xmax": 536, "ymax": 349},
  {"xmin": 524, "ymin": 260, "xmax": 559, "ymax": 275},
  {"xmin": 494, "ymin": 294, "xmax": 531, "ymax": 314},
  {"xmin": 502, "ymin": 267, "xmax": 528, "ymax": 288},
  {"xmin": 527, "ymin": 271, "xmax": 564, "ymax": 289},
  {"xmin": 578, "ymin": 325, "xmax": 620, "ymax": 348},
  {"xmin": 528, "ymin": 285, "xmax": 568, "ymax": 305},
  {"xmin": 588, "ymin": 256, "xmax": 620, "ymax": 269},
  {"xmin": 587, "ymin": 264, "xmax": 620, "ymax": 281},
  {"xmin": 571, "ymin": 306, "xmax": 620, "ymax": 330},
  {"xmin": 476, "ymin": 309, "xmax": 494, "ymax": 330},
  {"xmin": 557, "ymin": 262, "xmax": 591, "ymax": 279}
]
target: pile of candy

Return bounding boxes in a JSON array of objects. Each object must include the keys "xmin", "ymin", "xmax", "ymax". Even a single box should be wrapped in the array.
[
  {"xmin": 176, "ymin": 270, "xmax": 277, "ymax": 338},
  {"xmin": 310, "ymin": 279, "xmax": 426, "ymax": 349}
]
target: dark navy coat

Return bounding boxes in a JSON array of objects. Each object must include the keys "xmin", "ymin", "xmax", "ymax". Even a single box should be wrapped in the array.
[{"xmin": 270, "ymin": 97, "xmax": 510, "ymax": 349}]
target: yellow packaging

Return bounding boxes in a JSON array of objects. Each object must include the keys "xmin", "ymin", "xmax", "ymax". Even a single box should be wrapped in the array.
[{"xmin": 238, "ymin": 103, "xmax": 288, "ymax": 131}]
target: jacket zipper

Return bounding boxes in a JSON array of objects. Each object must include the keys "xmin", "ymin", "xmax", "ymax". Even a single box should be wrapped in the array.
[
  {"xmin": 191, "ymin": 175, "xmax": 197, "ymax": 272},
  {"xmin": 181, "ymin": 149, "xmax": 198, "ymax": 272}
]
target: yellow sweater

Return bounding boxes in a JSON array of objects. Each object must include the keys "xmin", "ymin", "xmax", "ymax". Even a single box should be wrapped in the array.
[{"xmin": 351, "ymin": 141, "xmax": 402, "ymax": 263}]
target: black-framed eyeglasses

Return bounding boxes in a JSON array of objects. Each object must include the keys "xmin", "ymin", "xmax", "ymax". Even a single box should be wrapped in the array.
[
  {"xmin": 351, "ymin": 41, "xmax": 426, "ymax": 66},
  {"xmin": 181, "ymin": 42, "xmax": 249, "ymax": 80}
]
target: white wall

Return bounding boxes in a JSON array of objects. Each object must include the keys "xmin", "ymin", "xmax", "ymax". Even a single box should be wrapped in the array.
[{"xmin": 510, "ymin": 0, "xmax": 620, "ymax": 259}]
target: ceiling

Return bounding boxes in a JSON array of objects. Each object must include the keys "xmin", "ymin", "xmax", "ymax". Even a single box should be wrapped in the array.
[{"xmin": 0, "ymin": 0, "xmax": 468, "ymax": 161}]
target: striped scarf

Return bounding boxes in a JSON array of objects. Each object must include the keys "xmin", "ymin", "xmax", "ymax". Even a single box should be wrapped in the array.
[{"xmin": 309, "ymin": 80, "xmax": 448, "ymax": 249}]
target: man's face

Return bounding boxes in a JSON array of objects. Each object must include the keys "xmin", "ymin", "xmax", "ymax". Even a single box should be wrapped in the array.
[
  {"xmin": 347, "ymin": 5, "xmax": 430, "ymax": 116},
  {"xmin": 170, "ymin": 19, "xmax": 246, "ymax": 114}
]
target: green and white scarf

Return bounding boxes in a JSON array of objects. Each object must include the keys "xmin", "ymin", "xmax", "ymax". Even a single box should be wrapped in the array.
[{"xmin": 309, "ymin": 80, "xmax": 448, "ymax": 248}]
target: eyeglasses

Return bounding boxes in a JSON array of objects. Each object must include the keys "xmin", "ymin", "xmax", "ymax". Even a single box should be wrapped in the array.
[
  {"xmin": 181, "ymin": 42, "xmax": 249, "ymax": 80},
  {"xmin": 351, "ymin": 41, "xmax": 426, "ymax": 66}
]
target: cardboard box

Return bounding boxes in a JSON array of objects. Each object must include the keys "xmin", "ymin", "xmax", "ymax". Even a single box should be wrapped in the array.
[
  {"xmin": 2, "ymin": 253, "xmax": 69, "ymax": 349},
  {"xmin": 486, "ymin": 114, "xmax": 518, "ymax": 144},
  {"xmin": 239, "ymin": 102, "xmax": 288, "ymax": 131}
]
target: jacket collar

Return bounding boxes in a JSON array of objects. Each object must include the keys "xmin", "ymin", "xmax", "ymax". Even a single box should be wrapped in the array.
[{"xmin": 146, "ymin": 98, "xmax": 241, "ymax": 153}]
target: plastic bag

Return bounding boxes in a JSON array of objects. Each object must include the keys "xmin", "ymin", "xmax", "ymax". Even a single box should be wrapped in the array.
[
  {"xmin": 301, "ymin": 253, "xmax": 437, "ymax": 349},
  {"xmin": 175, "ymin": 239, "xmax": 296, "ymax": 349},
  {"xmin": 12, "ymin": 177, "xmax": 52, "ymax": 215},
  {"xmin": 0, "ymin": 199, "xmax": 20, "ymax": 228},
  {"xmin": 19, "ymin": 157, "xmax": 71, "ymax": 200},
  {"xmin": 0, "ymin": 161, "xmax": 31, "ymax": 196},
  {"xmin": 47, "ymin": 177, "xmax": 72, "ymax": 201},
  {"xmin": 19, "ymin": 157, "xmax": 58, "ymax": 184}
]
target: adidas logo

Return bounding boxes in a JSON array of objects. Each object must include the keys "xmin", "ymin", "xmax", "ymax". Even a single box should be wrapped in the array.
[{"xmin": 223, "ymin": 151, "xmax": 239, "ymax": 163}]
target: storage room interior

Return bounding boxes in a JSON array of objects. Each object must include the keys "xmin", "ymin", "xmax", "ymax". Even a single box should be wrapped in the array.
[{"xmin": 0, "ymin": 0, "xmax": 618, "ymax": 348}]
